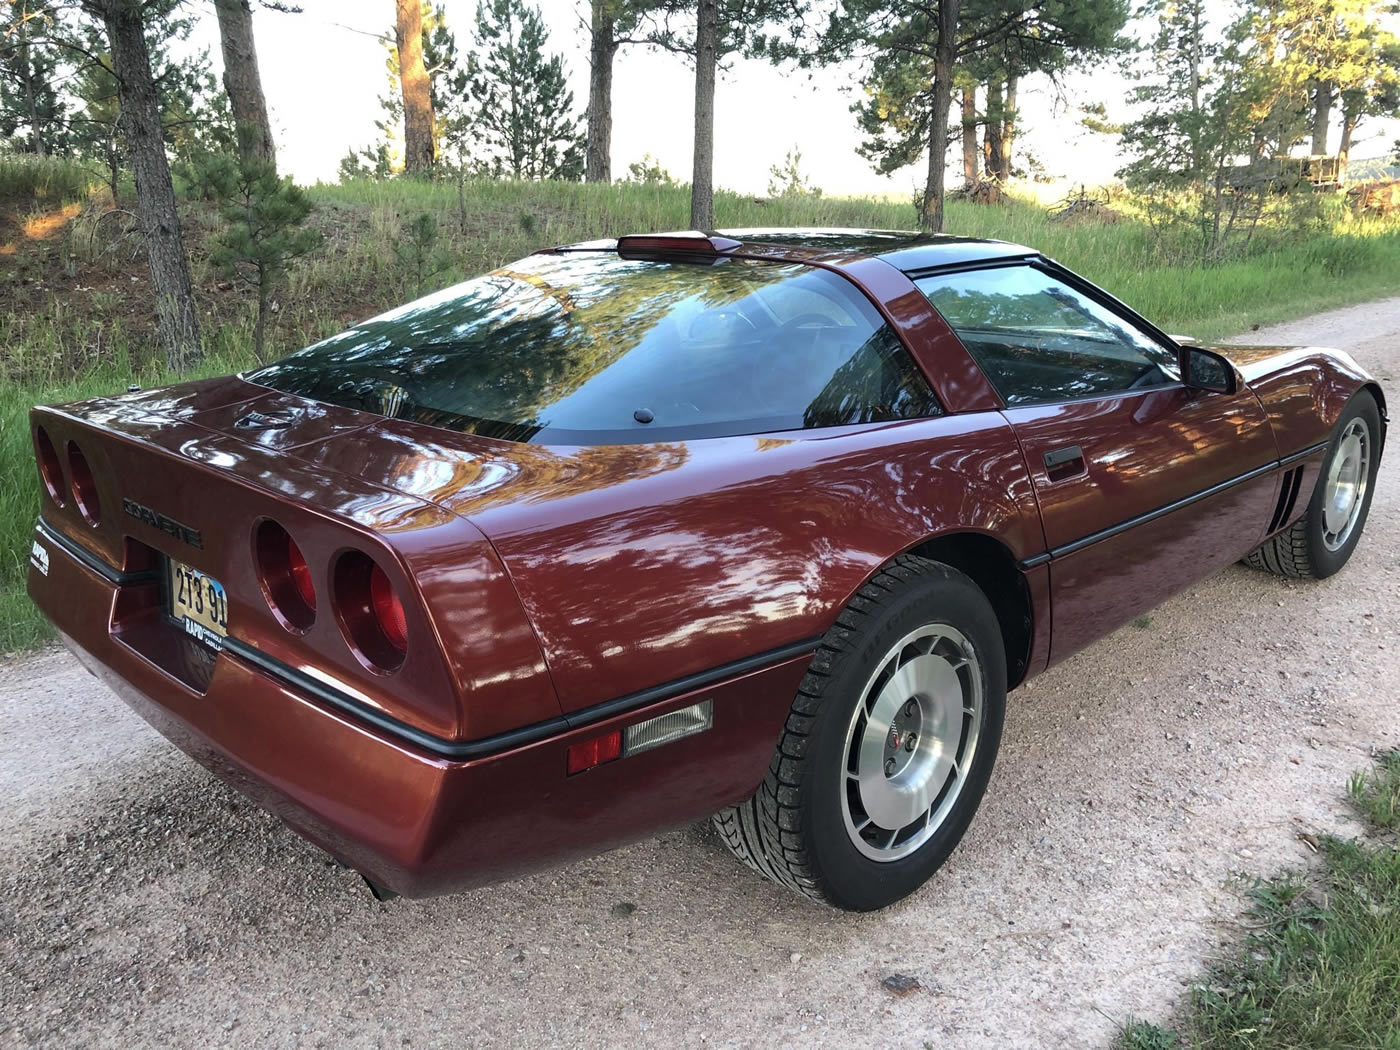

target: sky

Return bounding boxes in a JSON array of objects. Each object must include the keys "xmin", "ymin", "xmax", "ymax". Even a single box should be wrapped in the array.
[{"xmin": 185, "ymin": 0, "xmax": 1399, "ymax": 196}]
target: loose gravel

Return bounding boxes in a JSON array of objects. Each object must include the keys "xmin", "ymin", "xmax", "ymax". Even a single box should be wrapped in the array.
[{"xmin": 2, "ymin": 298, "xmax": 1398, "ymax": 1049}]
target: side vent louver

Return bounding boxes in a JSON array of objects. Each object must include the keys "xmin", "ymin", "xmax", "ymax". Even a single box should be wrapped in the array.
[{"xmin": 1267, "ymin": 466, "xmax": 1305, "ymax": 534}]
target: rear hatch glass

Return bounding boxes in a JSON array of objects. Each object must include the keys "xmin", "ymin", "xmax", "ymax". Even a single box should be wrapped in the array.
[{"xmin": 245, "ymin": 252, "xmax": 938, "ymax": 444}]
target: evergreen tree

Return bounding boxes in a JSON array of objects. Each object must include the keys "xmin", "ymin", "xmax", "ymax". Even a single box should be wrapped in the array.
[
  {"xmin": 584, "ymin": 0, "xmax": 662, "ymax": 183},
  {"xmin": 830, "ymin": 0, "xmax": 1130, "ymax": 230},
  {"xmin": 644, "ymin": 0, "xmax": 810, "ymax": 227},
  {"xmin": 193, "ymin": 141, "xmax": 319, "ymax": 361},
  {"xmin": 0, "ymin": 2, "xmax": 69, "ymax": 155},
  {"xmin": 461, "ymin": 0, "xmax": 584, "ymax": 181}
]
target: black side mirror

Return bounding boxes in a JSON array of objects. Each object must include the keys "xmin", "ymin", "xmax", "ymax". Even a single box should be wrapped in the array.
[{"xmin": 1178, "ymin": 346, "xmax": 1239, "ymax": 395}]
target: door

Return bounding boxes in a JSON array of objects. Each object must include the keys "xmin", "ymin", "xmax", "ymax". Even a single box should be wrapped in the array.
[{"xmin": 916, "ymin": 264, "xmax": 1279, "ymax": 665}]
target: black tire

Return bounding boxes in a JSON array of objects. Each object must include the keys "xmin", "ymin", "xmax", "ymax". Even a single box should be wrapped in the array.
[
  {"xmin": 712, "ymin": 554, "xmax": 1006, "ymax": 911},
  {"xmin": 1246, "ymin": 389, "xmax": 1382, "ymax": 580}
]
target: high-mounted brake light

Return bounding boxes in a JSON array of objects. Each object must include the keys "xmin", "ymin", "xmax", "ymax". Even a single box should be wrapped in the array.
[{"xmin": 616, "ymin": 232, "xmax": 742, "ymax": 258}]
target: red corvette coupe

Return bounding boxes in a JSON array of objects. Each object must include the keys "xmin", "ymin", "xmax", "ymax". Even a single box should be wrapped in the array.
[{"xmin": 28, "ymin": 230, "xmax": 1385, "ymax": 910}]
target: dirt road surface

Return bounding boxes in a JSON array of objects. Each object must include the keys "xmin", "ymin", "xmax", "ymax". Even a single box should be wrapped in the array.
[{"xmin": 3, "ymin": 299, "xmax": 1398, "ymax": 1050}]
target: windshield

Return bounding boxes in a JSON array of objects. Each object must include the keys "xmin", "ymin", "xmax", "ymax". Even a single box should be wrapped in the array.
[{"xmin": 246, "ymin": 251, "xmax": 939, "ymax": 444}]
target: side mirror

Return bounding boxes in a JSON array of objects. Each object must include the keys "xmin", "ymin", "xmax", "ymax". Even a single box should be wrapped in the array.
[{"xmin": 1178, "ymin": 345, "xmax": 1239, "ymax": 395}]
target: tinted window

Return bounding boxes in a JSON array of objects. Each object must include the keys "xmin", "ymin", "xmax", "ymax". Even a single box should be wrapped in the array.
[
  {"xmin": 917, "ymin": 265, "xmax": 1179, "ymax": 406},
  {"xmin": 248, "ymin": 252, "xmax": 940, "ymax": 444}
]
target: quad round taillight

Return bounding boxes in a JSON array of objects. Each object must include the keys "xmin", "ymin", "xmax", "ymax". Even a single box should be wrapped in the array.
[
  {"xmin": 333, "ymin": 550, "xmax": 407, "ymax": 672},
  {"xmin": 35, "ymin": 428, "xmax": 64, "ymax": 504},
  {"xmin": 254, "ymin": 520, "xmax": 316, "ymax": 631},
  {"xmin": 66, "ymin": 442, "xmax": 100, "ymax": 525}
]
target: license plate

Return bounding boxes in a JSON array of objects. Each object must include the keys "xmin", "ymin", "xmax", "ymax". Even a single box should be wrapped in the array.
[{"xmin": 168, "ymin": 559, "xmax": 229, "ymax": 650}]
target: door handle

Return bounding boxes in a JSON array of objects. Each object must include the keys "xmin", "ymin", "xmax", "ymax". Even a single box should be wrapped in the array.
[{"xmin": 1043, "ymin": 445, "xmax": 1086, "ymax": 483}]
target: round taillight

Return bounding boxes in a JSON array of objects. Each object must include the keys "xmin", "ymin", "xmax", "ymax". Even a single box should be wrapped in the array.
[
  {"xmin": 254, "ymin": 520, "xmax": 315, "ymax": 631},
  {"xmin": 35, "ymin": 427, "xmax": 64, "ymax": 504},
  {"xmin": 333, "ymin": 550, "xmax": 408, "ymax": 672},
  {"xmin": 369, "ymin": 565, "xmax": 408, "ymax": 652},
  {"xmin": 66, "ymin": 442, "xmax": 100, "ymax": 525}
]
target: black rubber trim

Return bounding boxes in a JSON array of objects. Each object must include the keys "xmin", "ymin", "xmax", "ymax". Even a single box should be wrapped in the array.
[
  {"xmin": 221, "ymin": 635, "xmax": 822, "ymax": 760},
  {"xmin": 1279, "ymin": 439, "xmax": 1329, "ymax": 467},
  {"xmin": 1015, "ymin": 458, "xmax": 1282, "ymax": 569},
  {"xmin": 35, "ymin": 518, "xmax": 157, "ymax": 587}
]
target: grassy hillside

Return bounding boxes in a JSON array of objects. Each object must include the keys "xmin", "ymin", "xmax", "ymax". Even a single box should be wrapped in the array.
[{"xmin": 2, "ymin": 159, "xmax": 1399, "ymax": 651}]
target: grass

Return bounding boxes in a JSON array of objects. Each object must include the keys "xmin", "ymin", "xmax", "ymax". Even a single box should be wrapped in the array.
[
  {"xmin": 1115, "ymin": 751, "xmax": 1400, "ymax": 1050},
  {"xmin": 1, "ymin": 155, "xmax": 1399, "ymax": 651}
]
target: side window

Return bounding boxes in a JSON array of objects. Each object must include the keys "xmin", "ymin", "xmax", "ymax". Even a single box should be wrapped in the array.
[{"xmin": 916, "ymin": 266, "xmax": 1180, "ymax": 406}]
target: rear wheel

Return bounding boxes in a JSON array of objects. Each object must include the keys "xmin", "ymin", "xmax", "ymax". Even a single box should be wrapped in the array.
[
  {"xmin": 712, "ymin": 555, "xmax": 1006, "ymax": 911},
  {"xmin": 1246, "ymin": 390, "xmax": 1381, "ymax": 579}
]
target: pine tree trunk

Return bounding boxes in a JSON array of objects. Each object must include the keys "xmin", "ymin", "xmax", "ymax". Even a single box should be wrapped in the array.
[
  {"xmin": 998, "ymin": 75, "xmax": 1016, "ymax": 181},
  {"xmin": 1311, "ymin": 81, "xmax": 1333, "ymax": 156},
  {"xmin": 18, "ymin": 23, "xmax": 47, "ymax": 156},
  {"xmin": 396, "ymin": 0, "xmax": 435, "ymax": 174},
  {"xmin": 690, "ymin": 0, "xmax": 717, "ymax": 230},
  {"xmin": 1338, "ymin": 100, "xmax": 1358, "ymax": 179},
  {"xmin": 585, "ymin": 1, "xmax": 617, "ymax": 183},
  {"xmin": 96, "ymin": 0, "xmax": 200, "ymax": 370},
  {"xmin": 961, "ymin": 87, "xmax": 977, "ymax": 184},
  {"xmin": 921, "ymin": 0, "xmax": 960, "ymax": 232},
  {"xmin": 214, "ymin": 0, "xmax": 276, "ymax": 168},
  {"xmin": 983, "ymin": 78, "xmax": 1003, "ymax": 179}
]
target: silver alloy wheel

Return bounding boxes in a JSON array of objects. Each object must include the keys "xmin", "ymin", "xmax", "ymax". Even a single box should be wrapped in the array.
[
  {"xmin": 1322, "ymin": 416, "xmax": 1372, "ymax": 552},
  {"xmin": 840, "ymin": 624, "xmax": 984, "ymax": 862}
]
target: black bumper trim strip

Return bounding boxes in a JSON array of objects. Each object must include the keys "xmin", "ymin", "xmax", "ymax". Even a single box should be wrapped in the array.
[
  {"xmin": 38, "ymin": 513, "xmax": 822, "ymax": 761},
  {"xmin": 224, "ymin": 636, "xmax": 822, "ymax": 761},
  {"xmin": 35, "ymin": 518, "xmax": 158, "ymax": 587}
]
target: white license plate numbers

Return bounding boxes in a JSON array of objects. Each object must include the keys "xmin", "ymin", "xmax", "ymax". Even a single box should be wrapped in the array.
[{"xmin": 169, "ymin": 559, "xmax": 228, "ymax": 650}]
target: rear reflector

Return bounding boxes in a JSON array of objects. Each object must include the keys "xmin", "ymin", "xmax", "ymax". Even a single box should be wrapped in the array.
[
  {"xmin": 623, "ymin": 700, "xmax": 713, "ymax": 757},
  {"xmin": 566, "ymin": 731, "xmax": 622, "ymax": 775}
]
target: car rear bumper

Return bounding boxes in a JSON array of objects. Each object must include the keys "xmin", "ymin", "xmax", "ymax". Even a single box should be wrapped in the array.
[{"xmin": 28, "ymin": 521, "xmax": 811, "ymax": 897}]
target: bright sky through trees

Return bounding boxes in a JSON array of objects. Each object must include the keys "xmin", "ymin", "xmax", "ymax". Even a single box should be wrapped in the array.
[{"xmin": 186, "ymin": 0, "xmax": 1400, "ymax": 195}]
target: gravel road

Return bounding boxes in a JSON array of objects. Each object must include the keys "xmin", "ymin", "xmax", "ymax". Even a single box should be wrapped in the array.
[{"xmin": 3, "ymin": 298, "xmax": 1398, "ymax": 1050}]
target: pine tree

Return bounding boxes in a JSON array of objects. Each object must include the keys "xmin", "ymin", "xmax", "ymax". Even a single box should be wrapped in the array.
[
  {"xmin": 194, "ymin": 143, "xmax": 319, "ymax": 361},
  {"xmin": 0, "ymin": 2, "xmax": 68, "ymax": 155},
  {"xmin": 831, "ymin": 0, "xmax": 1130, "ymax": 230},
  {"xmin": 644, "ymin": 0, "xmax": 810, "ymax": 227},
  {"xmin": 462, "ymin": 0, "xmax": 584, "ymax": 181},
  {"xmin": 585, "ymin": 0, "xmax": 662, "ymax": 183}
]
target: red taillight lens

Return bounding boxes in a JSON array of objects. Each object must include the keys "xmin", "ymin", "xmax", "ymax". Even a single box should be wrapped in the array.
[
  {"xmin": 66, "ymin": 442, "xmax": 100, "ymax": 525},
  {"xmin": 566, "ymin": 731, "xmax": 622, "ymax": 775},
  {"xmin": 35, "ymin": 427, "xmax": 64, "ymax": 504},
  {"xmin": 369, "ymin": 564, "xmax": 407, "ymax": 653},
  {"xmin": 333, "ymin": 550, "xmax": 408, "ymax": 672},
  {"xmin": 288, "ymin": 536, "xmax": 316, "ymax": 610},
  {"xmin": 254, "ymin": 520, "xmax": 315, "ymax": 631}
]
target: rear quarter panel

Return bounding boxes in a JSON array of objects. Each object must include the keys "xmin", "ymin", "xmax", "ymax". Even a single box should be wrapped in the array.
[{"xmin": 307, "ymin": 411, "xmax": 1045, "ymax": 714}]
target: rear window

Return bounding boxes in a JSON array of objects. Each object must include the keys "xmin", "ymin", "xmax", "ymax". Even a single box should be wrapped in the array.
[{"xmin": 246, "ymin": 252, "xmax": 939, "ymax": 444}]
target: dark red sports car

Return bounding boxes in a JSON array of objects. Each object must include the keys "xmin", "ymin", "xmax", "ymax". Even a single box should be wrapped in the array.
[{"xmin": 27, "ymin": 230, "xmax": 1386, "ymax": 910}]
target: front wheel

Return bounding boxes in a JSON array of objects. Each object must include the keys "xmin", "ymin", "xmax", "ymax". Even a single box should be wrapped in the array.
[
  {"xmin": 1246, "ymin": 389, "xmax": 1382, "ymax": 579},
  {"xmin": 712, "ymin": 555, "xmax": 1006, "ymax": 911}
]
